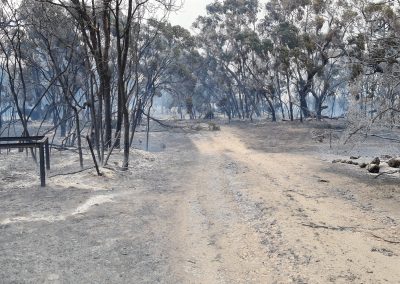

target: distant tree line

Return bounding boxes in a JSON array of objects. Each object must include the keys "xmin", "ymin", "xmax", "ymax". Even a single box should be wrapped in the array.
[
  {"xmin": 0, "ymin": 0, "xmax": 399, "ymax": 168},
  {"xmin": 192, "ymin": 0, "xmax": 400, "ymax": 125}
]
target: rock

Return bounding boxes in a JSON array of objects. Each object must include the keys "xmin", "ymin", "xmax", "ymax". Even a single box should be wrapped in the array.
[
  {"xmin": 388, "ymin": 158, "xmax": 400, "ymax": 168},
  {"xmin": 367, "ymin": 164, "xmax": 380, "ymax": 173},
  {"xmin": 359, "ymin": 162, "xmax": 367, "ymax": 168},
  {"xmin": 371, "ymin": 157, "xmax": 380, "ymax": 165},
  {"xmin": 350, "ymin": 156, "xmax": 360, "ymax": 160}
]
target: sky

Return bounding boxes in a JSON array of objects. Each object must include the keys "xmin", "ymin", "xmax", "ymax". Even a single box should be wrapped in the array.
[
  {"xmin": 169, "ymin": 0, "xmax": 268, "ymax": 30},
  {"xmin": 169, "ymin": 0, "xmax": 214, "ymax": 30}
]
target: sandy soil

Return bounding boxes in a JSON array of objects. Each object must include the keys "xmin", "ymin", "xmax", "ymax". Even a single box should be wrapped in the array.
[{"xmin": 0, "ymin": 121, "xmax": 399, "ymax": 283}]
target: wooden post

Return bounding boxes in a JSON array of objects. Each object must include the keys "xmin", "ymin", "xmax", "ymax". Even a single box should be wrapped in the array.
[{"xmin": 39, "ymin": 145, "xmax": 46, "ymax": 187}]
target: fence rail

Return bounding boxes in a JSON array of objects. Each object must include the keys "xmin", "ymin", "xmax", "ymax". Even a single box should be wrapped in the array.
[{"xmin": 0, "ymin": 136, "xmax": 50, "ymax": 187}]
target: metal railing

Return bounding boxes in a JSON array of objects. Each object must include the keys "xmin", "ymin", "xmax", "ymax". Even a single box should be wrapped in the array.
[{"xmin": 0, "ymin": 136, "xmax": 50, "ymax": 187}]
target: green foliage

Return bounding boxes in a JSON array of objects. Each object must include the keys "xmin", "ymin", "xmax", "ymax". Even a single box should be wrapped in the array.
[
  {"xmin": 302, "ymin": 34, "xmax": 316, "ymax": 53},
  {"xmin": 315, "ymin": 16, "xmax": 325, "ymax": 32},
  {"xmin": 312, "ymin": 0, "xmax": 325, "ymax": 14},
  {"xmin": 277, "ymin": 22, "xmax": 299, "ymax": 49}
]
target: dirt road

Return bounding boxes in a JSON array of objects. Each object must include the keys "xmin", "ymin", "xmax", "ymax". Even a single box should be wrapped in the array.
[
  {"xmin": 1, "ymin": 122, "xmax": 399, "ymax": 283},
  {"xmin": 171, "ymin": 126, "xmax": 400, "ymax": 283}
]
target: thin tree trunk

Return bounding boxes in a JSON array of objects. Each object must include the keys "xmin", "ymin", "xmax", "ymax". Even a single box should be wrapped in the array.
[
  {"xmin": 146, "ymin": 97, "xmax": 154, "ymax": 151},
  {"xmin": 72, "ymin": 105, "xmax": 83, "ymax": 169}
]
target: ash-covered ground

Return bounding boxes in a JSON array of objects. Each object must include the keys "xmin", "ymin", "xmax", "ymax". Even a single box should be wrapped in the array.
[{"xmin": 0, "ymin": 120, "xmax": 399, "ymax": 283}]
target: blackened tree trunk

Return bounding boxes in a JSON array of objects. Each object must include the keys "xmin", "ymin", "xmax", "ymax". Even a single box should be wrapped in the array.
[
  {"xmin": 299, "ymin": 92, "xmax": 310, "ymax": 118},
  {"xmin": 285, "ymin": 72, "xmax": 294, "ymax": 121},
  {"xmin": 71, "ymin": 104, "xmax": 83, "ymax": 169},
  {"xmin": 261, "ymin": 91, "xmax": 276, "ymax": 122}
]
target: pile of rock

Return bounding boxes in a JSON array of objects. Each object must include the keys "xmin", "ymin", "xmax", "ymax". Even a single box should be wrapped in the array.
[
  {"xmin": 332, "ymin": 159, "xmax": 360, "ymax": 166},
  {"xmin": 332, "ymin": 156, "xmax": 400, "ymax": 174}
]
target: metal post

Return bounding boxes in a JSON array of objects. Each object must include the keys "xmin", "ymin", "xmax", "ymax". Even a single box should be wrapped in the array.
[
  {"xmin": 45, "ymin": 139, "xmax": 50, "ymax": 170},
  {"xmin": 39, "ymin": 145, "xmax": 46, "ymax": 187}
]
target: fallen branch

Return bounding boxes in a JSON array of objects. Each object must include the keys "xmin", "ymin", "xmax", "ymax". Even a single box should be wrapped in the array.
[
  {"xmin": 140, "ymin": 111, "xmax": 185, "ymax": 129},
  {"xmin": 103, "ymin": 165, "xmax": 134, "ymax": 173},
  {"xmin": 301, "ymin": 222, "xmax": 356, "ymax": 231},
  {"xmin": 285, "ymin": 190, "xmax": 328, "ymax": 199},
  {"xmin": 369, "ymin": 134, "xmax": 400, "ymax": 143},
  {"xmin": 49, "ymin": 143, "xmax": 82, "ymax": 154},
  {"xmin": 102, "ymin": 165, "xmax": 117, "ymax": 171},
  {"xmin": 86, "ymin": 136, "xmax": 102, "ymax": 176},
  {"xmin": 48, "ymin": 167, "xmax": 94, "ymax": 178},
  {"xmin": 372, "ymin": 107, "xmax": 400, "ymax": 123},
  {"xmin": 102, "ymin": 131, "xmax": 121, "ymax": 167},
  {"xmin": 374, "ymin": 170, "xmax": 400, "ymax": 179},
  {"xmin": 302, "ymin": 222, "xmax": 400, "ymax": 244},
  {"xmin": 370, "ymin": 233, "xmax": 400, "ymax": 244},
  {"xmin": 344, "ymin": 126, "xmax": 367, "ymax": 145}
]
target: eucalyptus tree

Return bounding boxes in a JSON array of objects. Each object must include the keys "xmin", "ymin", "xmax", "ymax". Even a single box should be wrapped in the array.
[
  {"xmin": 195, "ymin": 0, "xmax": 275, "ymax": 120},
  {"xmin": 192, "ymin": 55, "xmax": 231, "ymax": 119},
  {"xmin": 348, "ymin": 0, "xmax": 400, "ymax": 127},
  {"xmin": 262, "ymin": 0, "xmax": 357, "ymax": 119},
  {"xmin": 259, "ymin": 0, "xmax": 300, "ymax": 120},
  {"xmin": 160, "ymin": 45, "xmax": 200, "ymax": 119},
  {"xmin": 137, "ymin": 21, "xmax": 196, "ymax": 147}
]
